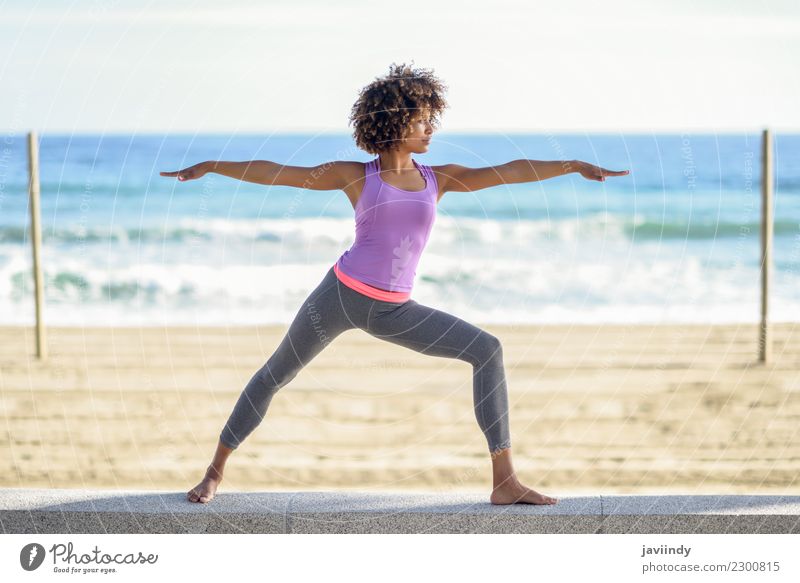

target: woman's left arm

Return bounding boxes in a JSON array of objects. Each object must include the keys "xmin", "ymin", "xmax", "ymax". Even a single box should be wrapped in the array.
[{"xmin": 434, "ymin": 160, "xmax": 630, "ymax": 193}]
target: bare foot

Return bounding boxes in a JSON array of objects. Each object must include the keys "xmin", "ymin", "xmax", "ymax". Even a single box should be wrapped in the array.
[
  {"xmin": 490, "ymin": 479, "xmax": 558, "ymax": 505},
  {"xmin": 187, "ymin": 464, "xmax": 223, "ymax": 503}
]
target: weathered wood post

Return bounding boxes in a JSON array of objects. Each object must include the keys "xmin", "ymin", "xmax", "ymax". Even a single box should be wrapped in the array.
[{"xmin": 27, "ymin": 130, "xmax": 47, "ymax": 360}]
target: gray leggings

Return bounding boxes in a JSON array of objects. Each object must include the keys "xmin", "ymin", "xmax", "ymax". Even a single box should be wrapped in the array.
[{"xmin": 219, "ymin": 265, "xmax": 512, "ymax": 454}]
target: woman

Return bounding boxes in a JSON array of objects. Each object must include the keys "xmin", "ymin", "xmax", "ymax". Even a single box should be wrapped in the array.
[{"xmin": 161, "ymin": 63, "xmax": 629, "ymax": 505}]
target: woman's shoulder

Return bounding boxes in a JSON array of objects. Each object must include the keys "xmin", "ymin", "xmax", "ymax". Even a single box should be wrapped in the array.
[
  {"xmin": 337, "ymin": 160, "xmax": 377, "ymax": 210},
  {"xmin": 331, "ymin": 160, "xmax": 372, "ymax": 180}
]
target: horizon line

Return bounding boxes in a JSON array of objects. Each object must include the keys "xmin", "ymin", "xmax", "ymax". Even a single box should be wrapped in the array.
[{"xmin": 3, "ymin": 128, "xmax": 799, "ymax": 137}]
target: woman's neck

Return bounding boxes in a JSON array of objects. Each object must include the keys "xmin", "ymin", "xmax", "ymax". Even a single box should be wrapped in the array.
[{"xmin": 378, "ymin": 152, "xmax": 415, "ymax": 176}]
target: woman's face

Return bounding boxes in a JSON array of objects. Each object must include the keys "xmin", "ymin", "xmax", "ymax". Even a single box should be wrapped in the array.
[{"xmin": 402, "ymin": 109, "xmax": 433, "ymax": 152}]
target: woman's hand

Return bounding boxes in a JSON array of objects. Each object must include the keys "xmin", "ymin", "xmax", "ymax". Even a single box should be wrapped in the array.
[
  {"xmin": 160, "ymin": 161, "xmax": 210, "ymax": 182},
  {"xmin": 575, "ymin": 161, "xmax": 630, "ymax": 182}
]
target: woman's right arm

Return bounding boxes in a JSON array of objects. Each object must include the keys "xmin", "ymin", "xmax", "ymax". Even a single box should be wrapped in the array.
[{"xmin": 161, "ymin": 160, "xmax": 357, "ymax": 190}]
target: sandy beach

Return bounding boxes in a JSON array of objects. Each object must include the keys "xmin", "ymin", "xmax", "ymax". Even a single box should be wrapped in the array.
[{"xmin": 1, "ymin": 323, "xmax": 798, "ymax": 496}]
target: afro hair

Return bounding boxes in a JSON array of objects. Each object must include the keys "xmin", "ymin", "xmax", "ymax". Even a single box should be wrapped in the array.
[{"xmin": 349, "ymin": 62, "xmax": 448, "ymax": 154}]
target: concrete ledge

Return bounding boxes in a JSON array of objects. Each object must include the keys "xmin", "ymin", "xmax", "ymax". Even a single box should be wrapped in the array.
[{"xmin": 1, "ymin": 489, "xmax": 799, "ymax": 534}]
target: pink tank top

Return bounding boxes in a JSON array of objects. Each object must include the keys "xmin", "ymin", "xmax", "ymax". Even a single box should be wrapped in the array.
[{"xmin": 335, "ymin": 157, "xmax": 438, "ymax": 301}]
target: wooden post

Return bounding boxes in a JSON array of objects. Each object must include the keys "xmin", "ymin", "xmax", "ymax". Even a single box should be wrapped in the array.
[
  {"xmin": 27, "ymin": 131, "xmax": 47, "ymax": 360},
  {"xmin": 758, "ymin": 128, "xmax": 773, "ymax": 363}
]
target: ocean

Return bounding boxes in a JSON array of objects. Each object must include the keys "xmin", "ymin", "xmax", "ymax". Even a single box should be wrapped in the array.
[{"xmin": 0, "ymin": 132, "xmax": 798, "ymax": 325}]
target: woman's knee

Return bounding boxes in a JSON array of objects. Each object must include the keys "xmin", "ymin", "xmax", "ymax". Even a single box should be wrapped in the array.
[
  {"xmin": 469, "ymin": 331, "xmax": 503, "ymax": 365},
  {"xmin": 251, "ymin": 359, "xmax": 299, "ymax": 393}
]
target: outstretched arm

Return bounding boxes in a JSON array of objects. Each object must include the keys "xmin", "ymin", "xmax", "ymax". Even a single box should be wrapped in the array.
[
  {"xmin": 160, "ymin": 160, "xmax": 354, "ymax": 190},
  {"xmin": 433, "ymin": 159, "xmax": 630, "ymax": 193}
]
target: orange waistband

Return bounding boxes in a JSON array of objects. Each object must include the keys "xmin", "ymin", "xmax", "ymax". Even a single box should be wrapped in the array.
[{"xmin": 333, "ymin": 262, "xmax": 411, "ymax": 302}]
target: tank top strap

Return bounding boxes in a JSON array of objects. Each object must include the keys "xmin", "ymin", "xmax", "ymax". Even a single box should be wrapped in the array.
[
  {"xmin": 358, "ymin": 158, "xmax": 377, "ymax": 192},
  {"xmin": 417, "ymin": 161, "xmax": 438, "ymax": 195},
  {"xmin": 366, "ymin": 157, "xmax": 379, "ymax": 177}
]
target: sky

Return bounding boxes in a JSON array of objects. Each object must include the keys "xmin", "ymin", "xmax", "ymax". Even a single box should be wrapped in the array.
[{"xmin": 1, "ymin": 0, "xmax": 798, "ymax": 134}]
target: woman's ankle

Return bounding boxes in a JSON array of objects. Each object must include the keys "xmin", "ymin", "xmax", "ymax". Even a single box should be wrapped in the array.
[
  {"xmin": 205, "ymin": 464, "xmax": 224, "ymax": 480},
  {"xmin": 492, "ymin": 473, "xmax": 521, "ymax": 490}
]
